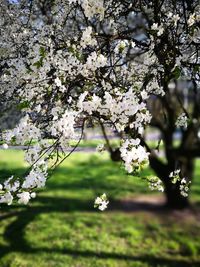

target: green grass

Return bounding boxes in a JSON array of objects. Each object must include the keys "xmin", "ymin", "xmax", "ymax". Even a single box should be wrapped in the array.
[{"xmin": 0, "ymin": 150, "xmax": 200, "ymax": 267}]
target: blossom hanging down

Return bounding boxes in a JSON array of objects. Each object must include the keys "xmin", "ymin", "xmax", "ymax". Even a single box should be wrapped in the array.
[
  {"xmin": 120, "ymin": 139, "xmax": 149, "ymax": 174},
  {"xmin": 94, "ymin": 193, "xmax": 109, "ymax": 211}
]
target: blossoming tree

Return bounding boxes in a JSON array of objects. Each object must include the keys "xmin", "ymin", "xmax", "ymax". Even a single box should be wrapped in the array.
[{"xmin": 0, "ymin": 0, "xmax": 200, "ymax": 209}]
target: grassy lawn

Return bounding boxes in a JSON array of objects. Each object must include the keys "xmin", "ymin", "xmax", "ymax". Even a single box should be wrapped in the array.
[{"xmin": 0, "ymin": 150, "xmax": 200, "ymax": 267}]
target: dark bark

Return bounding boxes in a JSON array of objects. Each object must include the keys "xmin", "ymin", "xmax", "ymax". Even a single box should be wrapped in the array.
[
  {"xmin": 164, "ymin": 182, "xmax": 189, "ymax": 209},
  {"xmin": 149, "ymin": 155, "xmax": 194, "ymax": 209},
  {"xmin": 110, "ymin": 148, "xmax": 121, "ymax": 162}
]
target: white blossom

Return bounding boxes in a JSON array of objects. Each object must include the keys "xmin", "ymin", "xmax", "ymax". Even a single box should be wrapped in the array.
[
  {"xmin": 120, "ymin": 139, "xmax": 149, "ymax": 173},
  {"xmin": 94, "ymin": 193, "xmax": 109, "ymax": 211},
  {"xmin": 188, "ymin": 14, "xmax": 196, "ymax": 26},
  {"xmin": 147, "ymin": 176, "xmax": 164, "ymax": 192},
  {"xmin": 80, "ymin": 27, "xmax": 97, "ymax": 48},
  {"xmin": 0, "ymin": 192, "xmax": 13, "ymax": 205},
  {"xmin": 17, "ymin": 192, "xmax": 31, "ymax": 205},
  {"xmin": 2, "ymin": 143, "xmax": 8, "ymax": 149},
  {"xmin": 96, "ymin": 144, "xmax": 105, "ymax": 153},
  {"xmin": 4, "ymin": 176, "xmax": 20, "ymax": 192},
  {"xmin": 151, "ymin": 23, "xmax": 164, "ymax": 36},
  {"xmin": 176, "ymin": 113, "xmax": 188, "ymax": 129}
]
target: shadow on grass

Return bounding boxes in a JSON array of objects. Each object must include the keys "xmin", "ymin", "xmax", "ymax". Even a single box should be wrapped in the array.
[
  {"xmin": 0, "ymin": 194, "xmax": 200, "ymax": 266},
  {"xmin": 0, "ymin": 199, "xmax": 199, "ymax": 267},
  {"xmin": 0, "ymin": 157, "xmax": 199, "ymax": 266}
]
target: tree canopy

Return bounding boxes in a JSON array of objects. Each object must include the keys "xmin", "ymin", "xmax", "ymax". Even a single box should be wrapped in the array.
[{"xmin": 0, "ymin": 0, "xmax": 200, "ymax": 208}]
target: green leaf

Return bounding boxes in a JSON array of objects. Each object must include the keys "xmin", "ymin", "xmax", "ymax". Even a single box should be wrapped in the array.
[
  {"xmin": 39, "ymin": 46, "xmax": 46, "ymax": 58},
  {"xmin": 17, "ymin": 101, "xmax": 30, "ymax": 110},
  {"xmin": 172, "ymin": 66, "xmax": 181, "ymax": 79}
]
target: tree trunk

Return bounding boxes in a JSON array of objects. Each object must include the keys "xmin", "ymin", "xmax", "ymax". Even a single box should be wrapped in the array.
[
  {"xmin": 110, "ymin": 149, "xmax": 194, "ymax": 209},
  {"xmin": 149, "ymin": 155, "xmax": 194, "ymax": 209},
  {"xmin": 164, "ymin": 156, "xmax": 194, "ymax": 209},
  {"xmin": 164, "ymin": 182, "xmax": 189, "ymax": 209}
]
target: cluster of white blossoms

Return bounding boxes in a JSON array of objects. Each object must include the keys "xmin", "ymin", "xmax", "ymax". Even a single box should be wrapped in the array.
[
  {"xmin": 169, "ymin": 169, "xmax": 181, "ymax": 184},
  {"xmin": 51, "ymin": 111, "xmax": 77, "ymax": 141},
  {"xmin": 81, "ymin": 0, "xmax": 105, "ymax": 21},
  {"xmin": 17, "ymin": 192, "xmax": 36, "ymax": 205},
  {"xmin": 179, "ymin": 178, "xmax": 191, "ymax": 198},
  {"xmin": 0, "ymin": 177, "xmax": 37, "ymax": 205},
  {"xmin": 80, "ymin": 26, "xmax": 97, "ymax": 49},
  {"xmin": 167, "ymin": 12, "xmax": 180, "ymax": 26},
  {"xmin": 169, "ymin": 169, "xmax": 191, "ymax": 197},
  {"xmin": 114, "ymin": 40, "xmax": 136, "ymax": 56},
  {"xmin": 187, "ymin": 12, "xmax": 200, "ymax": 27},
  {"xmin": 0, "ymin": 156, "xmax": 47, "ymax": 205},
  {"xmin": 146, "ymin": 80, "xmax": 165, "ymax": 96},
  {"xmin": 146, "ymin": 176, "xmax": 164, "ymax": 192},
  {"xmin": 120, "ymin": 139, "xmax": 149, "ymax": 173},
  {"xmin": 0, "ymin": 191, "xmax": 13, "ymax": 205},
  {"xmin": 151, "ymin": 23, "xmax": 164, "ymax": 36},
  {"xmin": 94, "ymin": 193, "xmax": 109, "ymax": 211},
  {"xmin": 175, "ymin": 113, "xmax": 188, "ymax": 129},
  {"xmin": 3, "ymin": 116, "xmax": 41, "ymax": 145},
  {"xmin": 78, "ymin": 89, "xmax": 151, "ymax": 132},
  {"xmin": 84, "ymin": 52, "xmax": 107, "ymax": 73},
  {"xmin": 68, "ymin": 0, "xmax": 105, "ymax": 20},
  {"xmin": 22, "ymin": 166, "xmax": 48, "ymax": 189},
  {"xmin": 0, "ymin": 116, "xmax": 50, "ymax": 205},
  {"xmin": 96, "ymin": 144, "xmax": 105, "ymax": 153}
]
